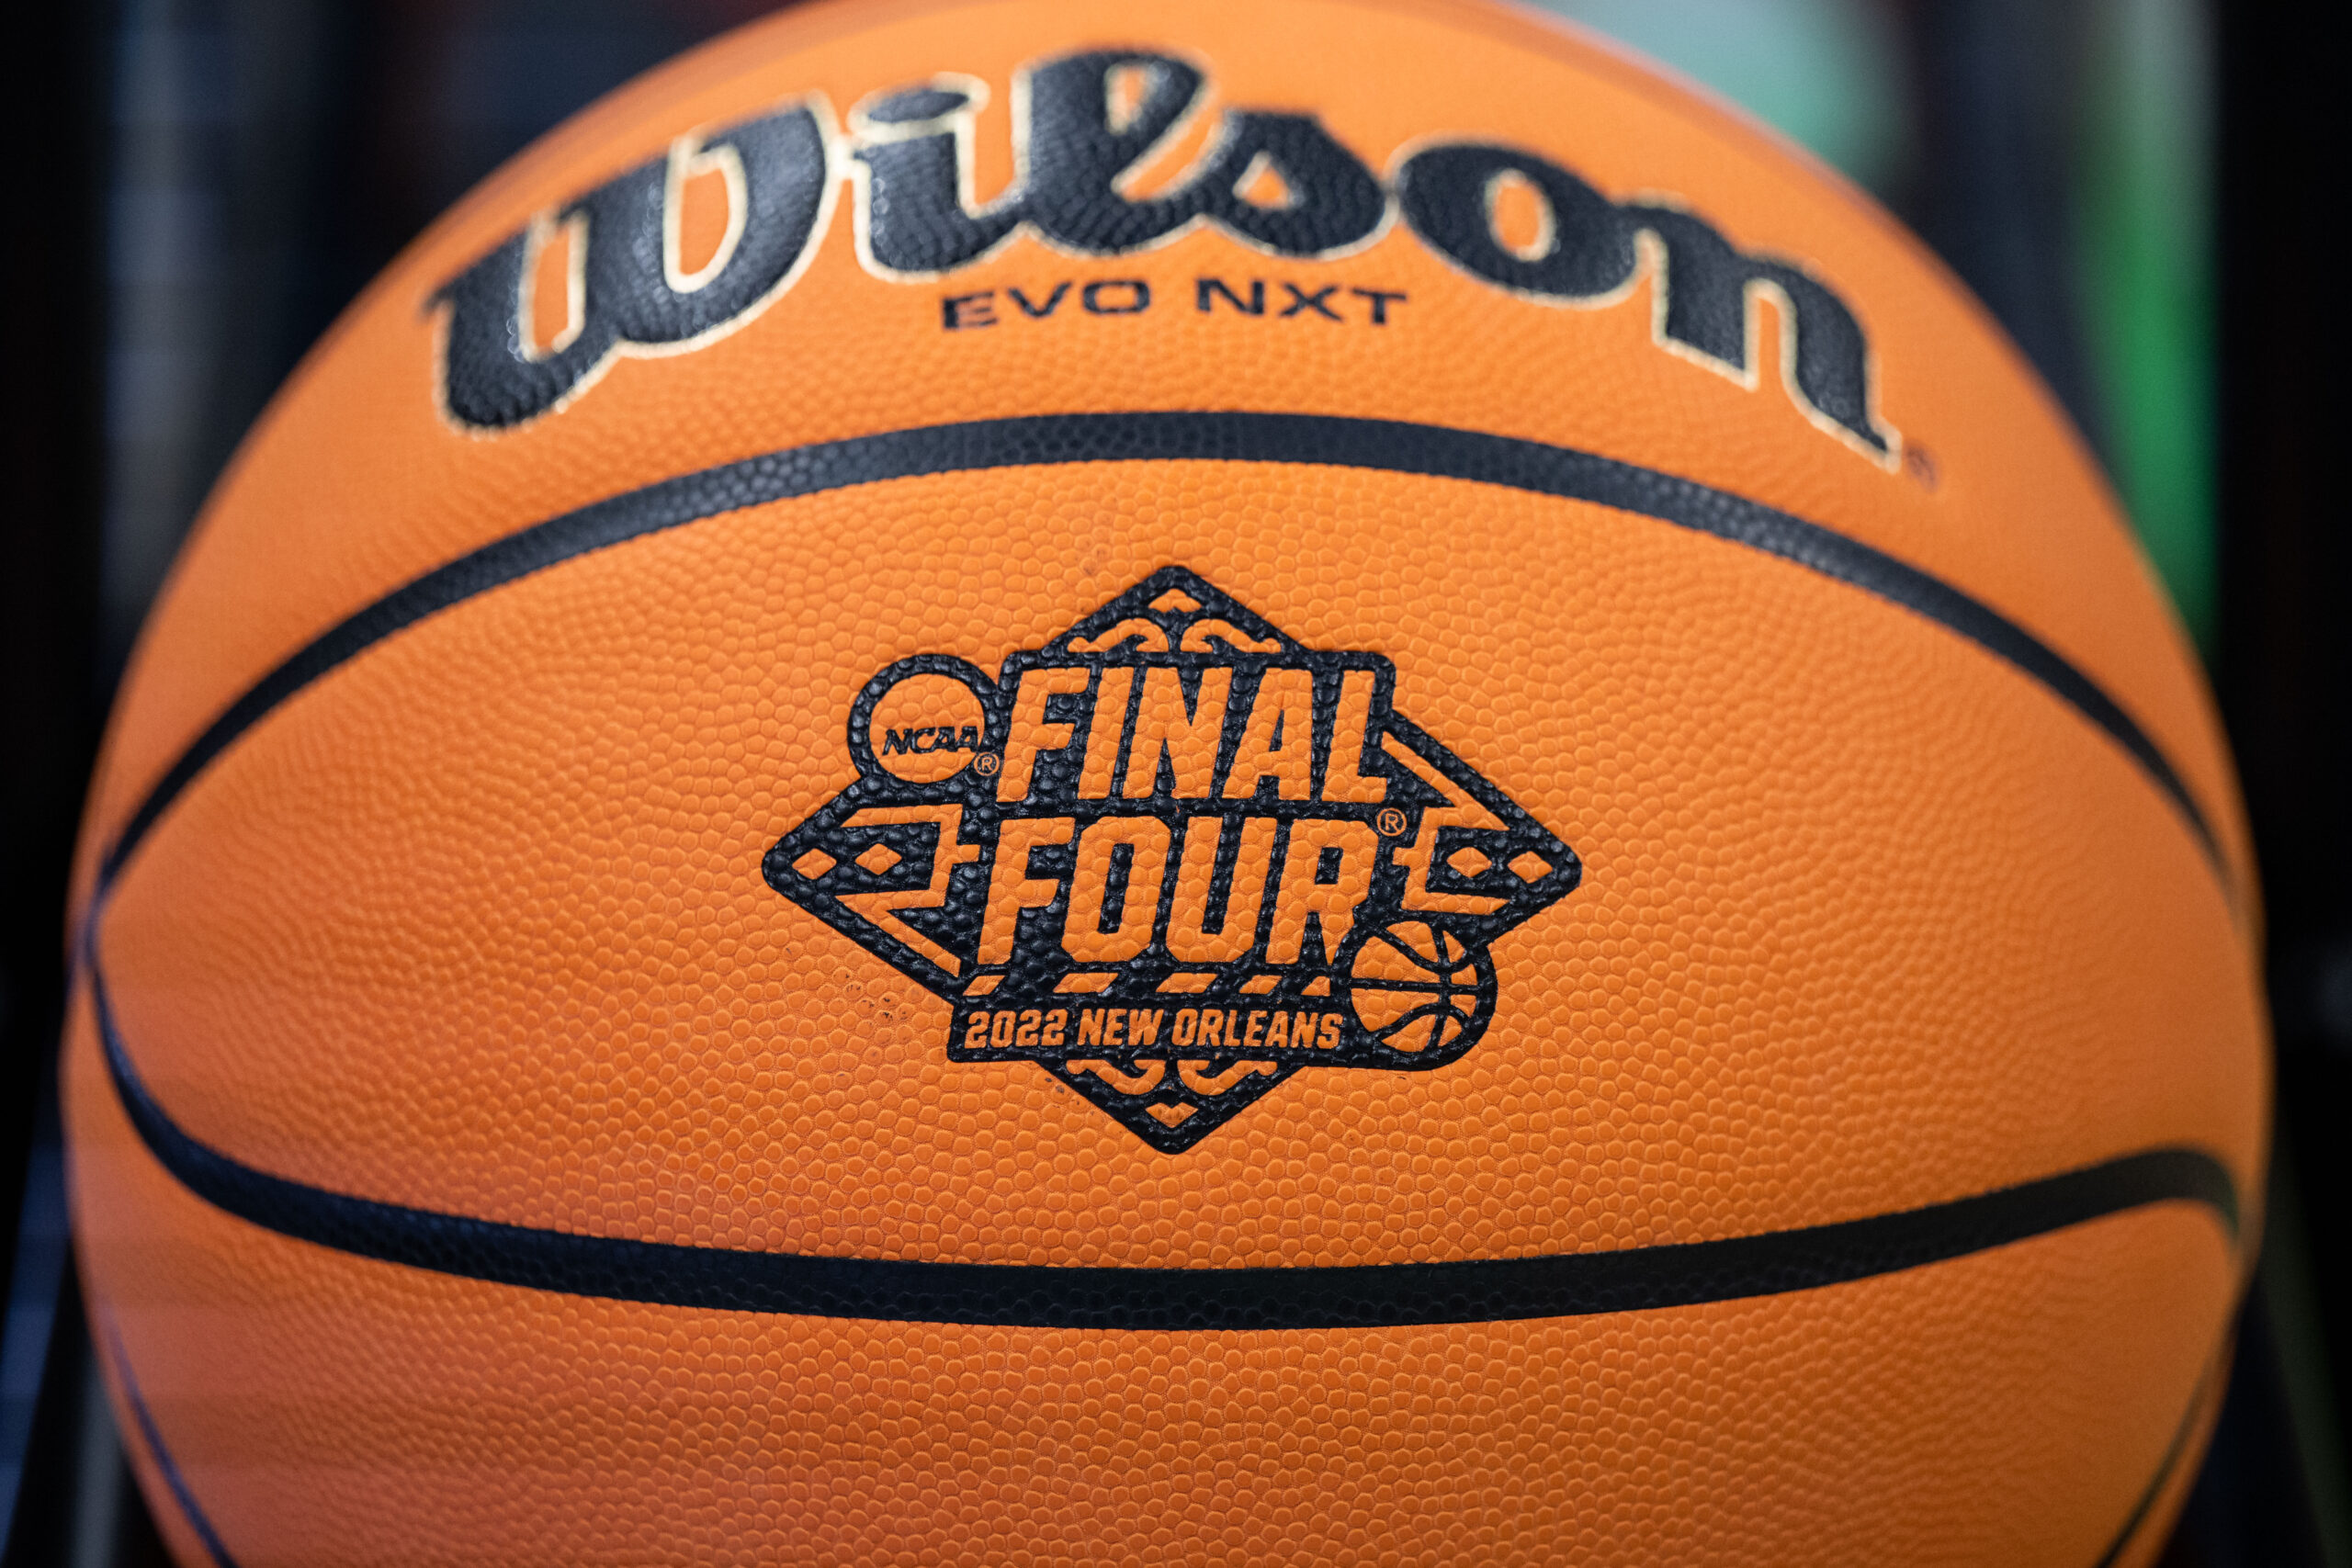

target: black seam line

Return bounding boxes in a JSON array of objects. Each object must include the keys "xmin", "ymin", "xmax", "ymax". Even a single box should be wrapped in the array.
[
  {"xmin": 96, "ymin": 412, "xmax": 2224, "ymax": 894},
  {"xmin": 2090, "ymin": 1343, "xmax": 2230, "ymax": 1568},
  {"xmin": 101, "ymin": 1315, "xmax": 243, "ymax": 1568},
  {"xmin": 91, "ymin": 945, "xmax": 2236, "ymax": 1330}
]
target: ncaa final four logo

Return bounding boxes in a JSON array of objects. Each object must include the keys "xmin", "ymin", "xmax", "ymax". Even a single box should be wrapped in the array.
[{"xmin": 764, "ymin": 569, "xmax": 1582, "ymax": 1151}]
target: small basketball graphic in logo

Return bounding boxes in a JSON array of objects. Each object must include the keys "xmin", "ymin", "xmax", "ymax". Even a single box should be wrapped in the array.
[
  {"xmin": 764, "ymin": 568, "xmax": 1582, "ymax": 1151},
  {"xmin": 1341, "ymin": 919, "xmax": 1495, "ymax": 1058}
]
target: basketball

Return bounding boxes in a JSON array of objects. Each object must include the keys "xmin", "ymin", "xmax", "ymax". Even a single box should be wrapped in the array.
[{"xmin": 63, "ymin": 0, "xmax": 2265, "ymax": 1562}]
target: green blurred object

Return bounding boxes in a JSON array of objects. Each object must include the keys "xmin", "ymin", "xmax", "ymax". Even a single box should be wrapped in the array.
[
  {"xmin": 1534, "ymin": 0, "xmax": 2218, "ymax": 654},
  {"xmin": 2076, "ymin": 0, "xmax": 2216, "ymax": 650},
  {"xmin": 1534, "ymin": 0, "xmax": 1908, "ymax": 193}
]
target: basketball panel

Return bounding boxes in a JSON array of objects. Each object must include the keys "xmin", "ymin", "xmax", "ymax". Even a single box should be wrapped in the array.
[
  {"xmin": 72, "ymin": 0, "xmax": 2249, "ymax": 926},
  {"xmin": 94, "ymin": 464, "xmax": 2263, "ymax": 1266},
  {"xmin": 68, "ymin": 1005, "xmax": 2235, "ymax": 1568}
]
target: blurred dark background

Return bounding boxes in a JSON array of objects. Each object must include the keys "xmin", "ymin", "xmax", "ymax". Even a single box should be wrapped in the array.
[{"xmin": 2, "ymin": 1, "xmax": 2345, "ymax": 1562}]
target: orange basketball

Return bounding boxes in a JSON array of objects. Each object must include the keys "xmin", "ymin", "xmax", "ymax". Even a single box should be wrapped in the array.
[{"xmin": 65, "ymin": 1, "xmax": 2266, "ymax": 1563}]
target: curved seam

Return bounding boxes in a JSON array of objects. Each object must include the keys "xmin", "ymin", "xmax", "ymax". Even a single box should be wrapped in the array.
[
  {"xmin": 100, "ymin": 1315, "xmax": 242, "ymax": 1568},
  {"xmin": 2091, "ymin": 1338, "xmax": 2232, "ymax": 1568},
  {"xmin": 95, "ymin": 412, "xmax": 2229, "ymax": 901},
  {"xmin": 87, "ymin": 926, "xmax": 2239, "ymax": 1331},
  {"xmin": 89, "ymin": 1145, "xmax": 2234, "ymax": 1567}
]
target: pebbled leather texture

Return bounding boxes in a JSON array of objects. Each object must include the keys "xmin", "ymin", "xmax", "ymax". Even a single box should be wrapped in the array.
[{"xmin": 65, "ymin": 0, "xmax": 2266, "ymax": 1564}]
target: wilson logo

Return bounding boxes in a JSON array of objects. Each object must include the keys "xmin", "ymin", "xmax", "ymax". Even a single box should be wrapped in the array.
[
  {"xmin": 763, "ymin": 569, "xmax": 1582, "ymax": 1151},
  {"xmin": 435, "ymin": 49, "xmax": 1897, "ymax": 464}
]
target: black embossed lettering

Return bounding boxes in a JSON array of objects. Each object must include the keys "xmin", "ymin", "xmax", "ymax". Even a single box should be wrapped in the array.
[
  {"xmin": 436, "ymin": 103, "xmax": 828, "ymax": 429},
  {"xmin": 1398, "ymin": 141, "xmax": 1889, "ymax": 455},
  {"xmin": 1627, "ymin": 203, "xmax": 1889, "ymax": 453},
  {"xmin": 857, "ymin": 51, "xmax": 1385, "ymax": 273}
]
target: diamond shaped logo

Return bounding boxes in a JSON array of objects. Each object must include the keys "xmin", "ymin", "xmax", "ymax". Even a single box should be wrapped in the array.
[{"xmin": 763, "ymin": 569, "xmax": 1582, "ymax": 1152}]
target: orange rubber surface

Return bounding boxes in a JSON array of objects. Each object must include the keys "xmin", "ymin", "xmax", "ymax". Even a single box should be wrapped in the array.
[
  {"xmin": 73, "ymin": 1055, "xmax": 2233, "ymax": 1567},
  {"xmin": 64, "ymin": 0, "xmax": 2267, "ymax": 1562},
  {"xmin": 94, "ymin": 468, "xmax": 2257, "ymax": 1262}
]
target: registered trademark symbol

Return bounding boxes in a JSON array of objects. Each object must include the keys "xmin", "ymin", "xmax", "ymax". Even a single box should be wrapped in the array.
[
  {"xmin": 1375, "ymin": 807, "xmax": 1408, "ymax": 837},
  {"xmin": 974, "ymin": 751, "xmax": 1001, "ymax": 777}
]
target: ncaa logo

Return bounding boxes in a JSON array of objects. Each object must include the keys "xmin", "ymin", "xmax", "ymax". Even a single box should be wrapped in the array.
[{"xmin": 764, "ymin": 569, "xmax": 1583, "ymax": 1150}]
